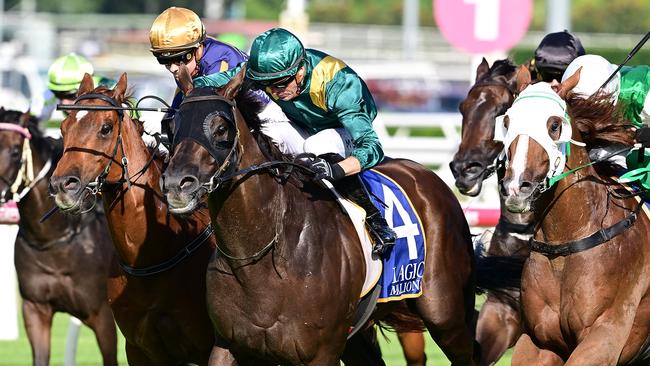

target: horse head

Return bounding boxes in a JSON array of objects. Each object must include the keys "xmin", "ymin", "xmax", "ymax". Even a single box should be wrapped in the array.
[
  {"xmin": 498, "ymin": 67, "xmax": 584, "ymax": 213},
  {"xmin": 0, "ymin": 109, "xmax": 38, "ymax": 202},
  {"xmin": 49, "ymin": 72, "xmax": 141, "ymax": 213},
  {"xmin": 450, "ymin": 58, "xmax": 522, "ymax": 196},
  {"xmin": 162, "ymin": 64, "xmax": 264, "ymax": 215}
]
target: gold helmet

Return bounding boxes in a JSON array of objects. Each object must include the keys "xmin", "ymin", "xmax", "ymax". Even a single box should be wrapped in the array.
[{"xmin": 149, "ymin": 7, "xmax": 206, "ymax": 62}]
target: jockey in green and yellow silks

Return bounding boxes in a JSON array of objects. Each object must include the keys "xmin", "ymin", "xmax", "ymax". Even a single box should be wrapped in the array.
[{"xmin": 194, "ymin": 27, "xmax": 397, "ymax": 255}]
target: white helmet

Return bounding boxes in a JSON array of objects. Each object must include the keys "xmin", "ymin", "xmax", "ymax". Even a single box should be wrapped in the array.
[{"xmin": 561, "ymin": 55, "xmax": 620, "ymax": 103}]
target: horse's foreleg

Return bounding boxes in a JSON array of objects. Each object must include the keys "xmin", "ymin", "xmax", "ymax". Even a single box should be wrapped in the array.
[
  {"xmin": 476, "ymin": 295, "xmax": 522, "ymax": 366},
  {"xmin": 22, "ymin": 300, "xmax": 53, "ymax": 366},
  {"xmin": 564, "ymin": 322, "xmax": 634, "ymax": 366},
  {"xmin": 82, "ymin": 303, "xmax": 118, "ymax": 366},
  {"xmin": 397, "ymin": 331, "xmax": 427, "ymax": 366},
  {"xmin": 511, "ymin": 334, "xmax": 564, "ymax": 366}
]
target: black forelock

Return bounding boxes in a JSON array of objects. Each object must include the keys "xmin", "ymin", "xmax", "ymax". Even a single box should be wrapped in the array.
[
  {"xmin": 0, "ymin": 109, "xmax": 42, "ymax": 140},
  {"xmin": 485, "ymin": 59, "xmax": 518, "ymax": 80}
]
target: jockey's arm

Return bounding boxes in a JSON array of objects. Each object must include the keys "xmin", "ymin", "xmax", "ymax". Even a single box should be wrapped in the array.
[
  {"xmin": 193, "ymin": 62, "xmax": 246, "ymax": 88},
  {"xmin": 338, "ymin": 156, "xmax": 362, "ymax": 176},
  {"xmin": 329, "ymin": 72, "xmax": 384, "ymax": 172}
]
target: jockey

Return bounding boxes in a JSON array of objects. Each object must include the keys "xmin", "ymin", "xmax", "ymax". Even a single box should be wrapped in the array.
[
  {"xmin": 562, "ymin": 54, "xmax": 650, "ymax": 127},
  {"xmin": 193, "ymin": 28, "xmax": 397, "ymax": 255},
  {"xmin": 149, "ymin": 7, "xmax": 287, "ymax": 146},
  {"xmin": 41, "ymin": 53, "xmax": 115, "ymax": 121},
  {"xmin": 532, "ymin": 30, "xmax": 586, "ymax": 83}
]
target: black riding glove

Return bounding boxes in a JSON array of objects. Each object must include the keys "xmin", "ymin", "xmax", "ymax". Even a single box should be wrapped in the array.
[{"xmin": 297, "ymin": 154, "xmax": 346, "ymax": 182}]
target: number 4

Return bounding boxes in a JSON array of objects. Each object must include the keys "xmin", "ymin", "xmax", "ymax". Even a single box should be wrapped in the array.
[{"xmin": 381, "ymin": 185, "xmax": 421, "ymax": 260}]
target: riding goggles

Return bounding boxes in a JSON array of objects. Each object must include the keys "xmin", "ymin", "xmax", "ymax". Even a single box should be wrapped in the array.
[
  {"xmin": 52, "ymin": 90, "xmax": 78, "ymax": 101},
  {"xmin": 254, "ymin": 74, "xmax": 297, "ymax": 89},
  {"xmin": 155, "ymin": 49, "xmax": 195, "ymax": 65}
]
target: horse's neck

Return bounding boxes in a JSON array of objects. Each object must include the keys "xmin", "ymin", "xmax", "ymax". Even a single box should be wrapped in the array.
[
  {"xmin": 18, "ymin": 139, "xmax": 76, "ymax": 243},
  {"xmin": 536, "ymin": 151, "xmax": 610, "ymax": 243},
  {"xmin": 101, "ymin": 128, "xmax": 190, "ymax": 262}
]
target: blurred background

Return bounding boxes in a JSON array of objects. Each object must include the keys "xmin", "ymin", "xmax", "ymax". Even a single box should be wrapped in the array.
[{"xmin": 0, "ymin": 0, "xmax": 648, "ymax": 364}]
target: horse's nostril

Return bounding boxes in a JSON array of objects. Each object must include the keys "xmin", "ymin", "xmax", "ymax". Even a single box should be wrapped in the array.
[
  {"xmin": 179, "ymin": 176, "xmax": 198, "ymax": 193},
  {"xmin": 62, "ymin": 176, "xmax": 80, "ymax": 193},
  {"xmin": 449, "ymin": 161, "xmax": 459, "ymax": 177},
  {"xmin": 520, "ymin": 181, "xmax": 534, "ymax": 194}
]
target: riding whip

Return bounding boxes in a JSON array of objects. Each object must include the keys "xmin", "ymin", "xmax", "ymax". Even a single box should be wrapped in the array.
[{"xmin": 599, "ymin": 31, "xmax": 650, "ymax": 90}]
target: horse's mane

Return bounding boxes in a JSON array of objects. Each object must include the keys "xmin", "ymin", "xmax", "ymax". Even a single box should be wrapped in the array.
[
  {"xmin": 568, "ymin": 92, "xmax": 635, "ymax": 148},
  {"xmin": 232, "ymin": 83, "xmax": 312, "ymax": 183},
  {"xmin": 0, "ymin": 108, "xmax": 63, "ymax": 160},
  {"xmin": 232, "ymin": 83, "xmax": 293, "ymax": 163}
]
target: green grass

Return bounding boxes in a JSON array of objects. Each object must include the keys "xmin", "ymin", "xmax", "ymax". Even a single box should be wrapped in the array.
[{"xmin": 0, "ymin": 297, "xmax": 512, "ymax": 365}]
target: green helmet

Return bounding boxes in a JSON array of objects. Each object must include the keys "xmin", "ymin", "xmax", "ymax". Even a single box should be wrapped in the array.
[
  {"xmin": 246, "ymin": 28, "xmax": 305, "ymax": 82},
  {"xmin": 47, "ymin": 53, "xmax": 94, "ymax": 93}
]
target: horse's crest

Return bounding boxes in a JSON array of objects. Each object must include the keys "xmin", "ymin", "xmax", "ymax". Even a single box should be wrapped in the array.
[{"xmin": 361, "ymin": 169, "xmax": 426, "ymax": 302}]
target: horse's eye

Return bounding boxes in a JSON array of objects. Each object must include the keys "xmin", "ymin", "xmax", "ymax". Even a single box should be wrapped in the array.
[
  {"xmin": 10, "ymin": 146, "xmax": 21, "ymax": 159},
  {"xmin": 100, "ymin": 123, "xmax": 113, "ymax": 136},
  {"xmin": 217, "ymin": 125, "xmax": 227, "ymax": 135},
  {"xmin": 550, "ymin": 120, "xmax": 561, "ymax": 132}
]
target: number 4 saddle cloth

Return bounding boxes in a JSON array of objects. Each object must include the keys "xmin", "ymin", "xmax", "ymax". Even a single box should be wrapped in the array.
[{"xmin": 327, "ymin": 169, "xmax": 426, "ymax": 303}]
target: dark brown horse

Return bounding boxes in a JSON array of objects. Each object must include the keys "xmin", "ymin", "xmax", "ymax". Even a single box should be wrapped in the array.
[
  {"xmin": 450, "ymin": 58, "xmax": 532, "ymax": 365},
  {"xmin": 500, "ymin": 68, "xmax": 650, "ymax": 365},
  {"xmin": 160, "ymin": 66, "xmax": 521, "ymax": 365},
  {"xmin": 48, "ymin": 74, "xmax": 233, "ymax": 365},
  {"xmin": 0, "ymin": 108, "xmax": 117, "ymax": 365}
]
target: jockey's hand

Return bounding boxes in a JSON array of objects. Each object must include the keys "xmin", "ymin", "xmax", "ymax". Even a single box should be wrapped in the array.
[{"xmin": 297, "ymin": 154, "xmax": 346, "ymax": 181}]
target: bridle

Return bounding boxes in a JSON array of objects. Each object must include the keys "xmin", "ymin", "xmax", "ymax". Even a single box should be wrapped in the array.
[
  {"xmin": 174, "ymin": 94, "xmax": 313, "ymax": 194},
  {"xmin": 58, "ymin": 93, "xmax": 161, "ymax": 196},
  {"xmin": 0, "ymin": 122, "xmax": 52, "ymax": 204},
  {"xmin": 461, "ymin": 80, "xmax": 517, "ymax": 181}
]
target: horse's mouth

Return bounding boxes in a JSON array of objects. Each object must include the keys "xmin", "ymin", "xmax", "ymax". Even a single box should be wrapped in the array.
[
  {"xmin": 456, "ymin": 179, "xmax": 483, "ymax": 197},
  {"xmin": 167, "ymin": 194, "xmax": 200, "ymax": 215},
  {"xmin": 504, "ymin": 195, "xmax": 532, "ymax": 213},
  {"xmin": 52, "ymin": 190, "xmax": 95, "ymax": 215}
]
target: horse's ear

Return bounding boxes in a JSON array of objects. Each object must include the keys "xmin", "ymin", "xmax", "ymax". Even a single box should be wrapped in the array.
[
  {"xmin": 113, "ymin": 73, "xmax": 128, "ymax": 99},
  {"xmin": 19, "ymin": 111, "xmax": 31, "ymax": 127},
  {"xmin": 219, "ymin": 64, "xmax": 246, "ymax": 100},
  {"xmin": 475, "ymin": 57, "xmax": 490, "ymax": 82},
  {"xmin": 553, "ymin": 66, "xmax": 581, "ymax": 99},
  {"xmin": 515, "ymin": 65, "xmax": 532, "ymax": 94},
  {"xmin": 178, "ymin": 64, "xmax": 193, "ymax": 95},
  {"xmin": 77, "ymin": 73, "xmax": 95, "ymax": 96}
]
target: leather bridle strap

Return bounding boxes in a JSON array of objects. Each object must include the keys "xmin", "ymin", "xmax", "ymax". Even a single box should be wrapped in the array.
[
  {"xmin": 529, "ymin": 201, "xmax": 643, "ymax": 256},
  {"xmin": 118, "ymin": 224, "xmax": 214, "ymax": 276}
]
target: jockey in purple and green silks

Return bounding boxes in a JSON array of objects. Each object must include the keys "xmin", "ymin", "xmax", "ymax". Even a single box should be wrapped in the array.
[
  {"xmin": 149, "ymin": 7, "xmax": 277, "ymax": 149},
  {"xmin": 193, "ymin": 27, "xmax": 397, "ymax": 255}
]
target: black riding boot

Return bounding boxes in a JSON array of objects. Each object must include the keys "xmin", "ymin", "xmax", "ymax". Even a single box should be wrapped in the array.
[{"xmin": 337, "ymin": 175, "xmax": 397, "ymax": 256}]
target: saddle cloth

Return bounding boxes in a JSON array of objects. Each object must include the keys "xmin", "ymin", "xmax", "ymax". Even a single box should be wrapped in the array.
[{"xmin": 325, "ymin": 169, "xmax": 427, "ymax": 302}]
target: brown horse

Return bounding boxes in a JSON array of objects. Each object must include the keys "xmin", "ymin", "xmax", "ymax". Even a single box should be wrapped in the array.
[
  {"xmin": 450, "ymin": 58, "xmax": 532, "ymax": 365},
  {"xmin": 500, "ymin": 68, "xmax": 650, "ymax": 365},
  {"xmin": 0, "ymin": 109, "xmax": 116, "ymax": 366},
  {"xmin": 160, "ymin": 66, "xmax": 522, "ymax": 365},
  {"xmin": 48, "ymin": 74, "xmax": 232, "ymax": 365}
]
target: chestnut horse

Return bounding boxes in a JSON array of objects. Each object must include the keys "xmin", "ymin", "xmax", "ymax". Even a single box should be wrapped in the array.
[
  {"xmin": 500, "ymin": 68, "xmax": 650, "ymax": 365},
  {"xmin": 48, "ymin": 74, "xmax": 230, "ymax": 365},
  {"xmin": 0, "ymin": 109, "xmax": 116, "ymax": 366},
  {"xmin": 450, "ymin": 58, "xmax": 532, "ymax": 365},
  {"xmin": 160, "ymin": 66, "xmax": 522, "ymax": 365}
]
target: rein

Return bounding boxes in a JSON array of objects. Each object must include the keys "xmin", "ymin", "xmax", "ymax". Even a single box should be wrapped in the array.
[{"xmin": 119, "ymin": 224, "xmax": 214, "ymax": 276}]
